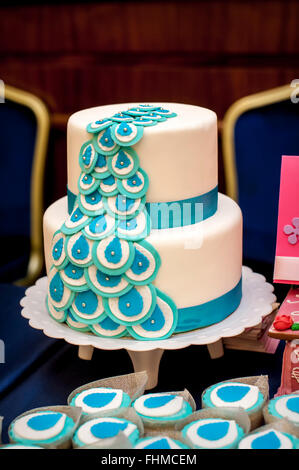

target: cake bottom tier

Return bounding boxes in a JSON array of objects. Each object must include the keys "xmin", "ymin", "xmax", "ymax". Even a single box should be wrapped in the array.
[{"xmin": 43, "ymin": 193, "xmax": 242, "ymax": 332}]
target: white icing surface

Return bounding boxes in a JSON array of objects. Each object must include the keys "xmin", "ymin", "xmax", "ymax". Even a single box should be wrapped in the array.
[
  {"xmin": 210, "ymin": 383, "xmax": 259, "ymax": 410},
  {"xmin": 43, "ymin": 193, "xmax": 242, "ymax": 309},
  {"xmin": 273, "ymin": 395, "xmax": 299, "ymax": 424},
  {"xmin": 133, "ymin": 394, "xmax": 183, "ymax": 417},
  {"xmin": 13, "ymin": 412, "xmax": 66, "ymax": 442},
  {"xmin": 238, "ymin": 429, "xmax": 294, "ymax": 449},
  {"xmin": 76, "ymin": 417, "xmax": 136, "ymax": 445},
  {"xmin": 67, "ymin": 103, "xmax": 217, "ymax": 202},
  {"xmin": 185, "ymin": 419, "xmax": 238, "ymax": 449},
  {"xmin": 73, "ymin": 388, "xmax": 123, "ymax": 414}
]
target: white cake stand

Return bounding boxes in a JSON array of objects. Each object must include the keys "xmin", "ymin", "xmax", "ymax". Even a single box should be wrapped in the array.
[{"xmin": 20, "ymin": 267, "xmax": 276, "ymax": 389}]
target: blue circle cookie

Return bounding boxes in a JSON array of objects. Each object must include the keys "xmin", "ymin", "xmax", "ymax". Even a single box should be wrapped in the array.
[
  {"xmin": 202, "ymin": 381, "xmax": 264, "ymax": 414},
  {"xmin": 9, "ymin": 411, "xmax": 75, "ymax": 446},
  {"xmin": 182, "ymin": 418, "xmax": 244, "ymax": 449},
  {"xmin": 70, "ymin": 387, "xmax": 131, "ymax": 417},
  {"xmin": 266, "ymin": 394, "xmax": 299, "ymax": 426},
  {"xmin": 238, "ymin": 428, "xmax": 299, "ymax": 449},
  {"xmin": 73, "ymin": 417, "xmax": 139, "ymax": 447},
  {"xmin": 133, "ymin": 393, "xmax": 192, "ymax": 424}
]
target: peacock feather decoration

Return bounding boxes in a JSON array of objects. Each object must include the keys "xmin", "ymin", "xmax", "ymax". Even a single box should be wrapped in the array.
[{"xmin": 46, "ymin": 104, "xmax": 179, "ymax": 341}]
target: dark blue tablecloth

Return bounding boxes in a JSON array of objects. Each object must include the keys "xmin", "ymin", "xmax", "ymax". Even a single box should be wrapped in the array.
[{"xmin": 0, "ymin": 281, "xmax": 284, "ymax": 444}]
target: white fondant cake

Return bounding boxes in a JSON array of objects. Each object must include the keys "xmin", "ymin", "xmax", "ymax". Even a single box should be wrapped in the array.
[{"xmin": 43, "ymin": 103, "xmax": 243, "ymax": 340}]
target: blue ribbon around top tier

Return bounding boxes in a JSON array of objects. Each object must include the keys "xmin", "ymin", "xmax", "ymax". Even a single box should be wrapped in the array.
[{"xmin": 67, "ymin": 186, "xmax": 218, "ymax": 229}]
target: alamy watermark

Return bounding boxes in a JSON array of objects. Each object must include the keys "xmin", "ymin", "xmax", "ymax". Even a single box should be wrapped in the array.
[
  {"xmin": 148, "ymin": 201, "xmax": 204, "ymax": 250},
  {"xmin": 290, "ymin": 79, "xmax": 299, "ymax": 104},
  {"xmin": 0, "ymin": 79, "xmax": 4, "ymax": 103},
  {"xmin": 0, "ymin": 340, "xmax": 5, "ymax": 363}
]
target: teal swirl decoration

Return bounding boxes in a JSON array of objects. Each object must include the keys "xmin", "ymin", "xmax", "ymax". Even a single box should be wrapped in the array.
[{"xmin": 47, "ymin": 105, "xmax": 179, "ymax": 341}]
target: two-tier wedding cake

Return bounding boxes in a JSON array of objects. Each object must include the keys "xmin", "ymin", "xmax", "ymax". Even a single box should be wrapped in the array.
[{"xmin": 43, "ymin": 103, "xmax": 242, "ymax": 341}]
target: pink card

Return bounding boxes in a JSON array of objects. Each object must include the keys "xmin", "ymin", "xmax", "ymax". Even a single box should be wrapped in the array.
[{"xmin": 274, "ymin": 156, "xmax": 299, "ymax": 284}]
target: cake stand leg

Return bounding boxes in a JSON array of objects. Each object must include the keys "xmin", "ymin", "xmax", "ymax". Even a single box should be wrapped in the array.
[
  {"xmin": 207, "ymin": 339, "xmax": 224, "ymax": 359},
  {"xmin": 127, "ymin": 349, "xmax": 164, "ymax": 390},
  {"xmin": 78, "ymin": 345, "xmax": 94, "ymax": 360}
]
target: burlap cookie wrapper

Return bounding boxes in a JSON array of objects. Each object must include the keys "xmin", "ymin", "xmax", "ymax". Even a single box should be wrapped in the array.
[
  {"xmin": 263, "ymin": 391, "xmax": 299, "ymax": 432},
  {"xmin": 67, "ymin": 371, "xmax": 148, "ymax": 423},
  {"xmin": 201, "ymin": 375, "xmax": 269, "ymax": 431},
  {"xmin": 238, "ymin": 418, "xmax": 299, "ymax": 448},
  {"xmin": 72, "ymin": 407, "xmax": 143, "ymax": 449},
  {"xmin": 8, "ymin": 405, "xmax": 82, "ymax": 449},
  {"xmin": 136, "ymin": 389, "xmax": 196, "ymax": 433},
  {"xmin": 78, "ymin": 431, "xmax": 133, "ymax": 449}
]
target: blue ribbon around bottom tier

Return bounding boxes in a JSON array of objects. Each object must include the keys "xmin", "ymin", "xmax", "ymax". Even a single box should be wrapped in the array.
[
  {"xmin": 175, "ymin": 278, "xmax": 242, "ymax": 332},
  {"xmin": 67, "ymin": 186, "xmax": 218, "ymax": 229}
]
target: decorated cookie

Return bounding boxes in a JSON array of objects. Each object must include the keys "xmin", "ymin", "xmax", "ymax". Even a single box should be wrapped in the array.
[
  {"xmin": 0, "ymin": 444, "xmax": 43, "ymax": 449},
  {"xmin": 72, "ymin": 417, "xmax": 140, "ymax": 448},
  {"xmin": 132, "ymin": 392, "xmax": 193, "ymax": 425},
  {"xmin": 134, "ymin": 436, "xmax": 189, "ymax": 449},
  {"xmin": 202, "ymin": 380, "xmax": 265, "ymax": 426},
  {"xmin": 70, "ymin": 387, "xmax": 131, "ymax": 418},
  {"xmin": 182, "ymin": 418, "xmax": 244, "ymax": 449},
  {"xmin": 264, "ymin": 393, "xmax": 299, "ymax": 426},
  {"xmin": 238, "ymin": 428, "xmax": 299, "ymax": 449},
  {"xmin": 8, "ymin": 407, "xmax": 81, "ymax": 448},
  {"xmin": 67, "ymin": 372, "xmax": 148, "ymax": 422}
]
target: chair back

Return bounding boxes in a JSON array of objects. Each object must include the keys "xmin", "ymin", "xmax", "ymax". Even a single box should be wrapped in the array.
[
  {"xmin": 222, "ymin": 85, "xmax": 299, "ymax": 264},
  {"xmin": 0, "ymin": 84, "xmax": 50, "ymax": 284}
]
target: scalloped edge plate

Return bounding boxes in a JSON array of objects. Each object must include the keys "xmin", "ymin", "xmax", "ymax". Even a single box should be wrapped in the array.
[{"xmin": 20, "ymin": 266, "xmax": 276, "ymax": 352}]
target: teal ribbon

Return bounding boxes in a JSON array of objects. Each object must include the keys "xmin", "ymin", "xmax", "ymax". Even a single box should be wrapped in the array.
[
  {"xmin": 67, "ymin": 185, "xmax": 218, "ymax": 229},
  {"xmin": 175, "ymin": 277, "xmax": 242, "ymax": 332}
]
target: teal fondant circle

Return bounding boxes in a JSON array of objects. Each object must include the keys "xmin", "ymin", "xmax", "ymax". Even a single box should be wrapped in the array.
[
  {"xmin": 127, "ymin": 288, "xmax": 178, "ymax": 340},
  {"xmin": 79, "ymin": 140, "xmax": 98, "ymax": 174},
  {"xmin": 117, "ymin": 168, "xmax": 149, "ymax": 199},
  {"xmin": 103, "ymin": 283, "xmax": 157, "ymax": 326},
  {"xmin": 91, "ymin": 236, "xmax": 135, "ymax": 276},
  {"xmin": 111, "ymin": 122, "xmax": 144, "ymax": 147},
  {"xmin": 116, "ymin": 209, "xmax": 151, "ymax": 241},
  {"xmin": 107, "ymin": 147, "xmax": 140, "ymax": 179},
  {"xmin": 78, "ymin": 172, "xmax": 100, "ymax": 195},
  {"xmin": 84, "ymin": 264, "xmax": 133, "ymax": 298},
  {"xmin": 124, "ymin": 239, "xmax": 161, "ymax": 286},
  {"xmin": 86, "ymin": 119, "xmax": 113, "ymax": 134},
  {"xmin": 90, "ymin": 316, "xmax": 128, "ymax": 338},
  {"xmin": 93, "ymin": 127, "xmax": 120, "ymax": 156}
]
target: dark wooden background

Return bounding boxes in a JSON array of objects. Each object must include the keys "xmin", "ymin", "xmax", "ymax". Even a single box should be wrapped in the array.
[{"xmin": 0, "ymin": 0, "xmax": 298, "ymax": 206}]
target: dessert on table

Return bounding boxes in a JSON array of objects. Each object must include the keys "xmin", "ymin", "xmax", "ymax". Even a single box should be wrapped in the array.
[{"xmin": 43, "ymin": 102, "xmax": 243, "ymax": 341}]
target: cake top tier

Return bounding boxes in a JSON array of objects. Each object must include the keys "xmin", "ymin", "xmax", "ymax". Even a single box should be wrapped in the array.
[{"xmin": 67, "ymin": 102, "xmax": 217, "ymax": 203}]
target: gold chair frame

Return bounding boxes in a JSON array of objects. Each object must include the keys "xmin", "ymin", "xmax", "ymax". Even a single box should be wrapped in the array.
[
  {"xmin": 4, "ymin": 85, "xmax": 50, "ymax": 286},
  {"xmin": 222, "ymin": 84, "xmax": 293, "ymax": 202}
]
